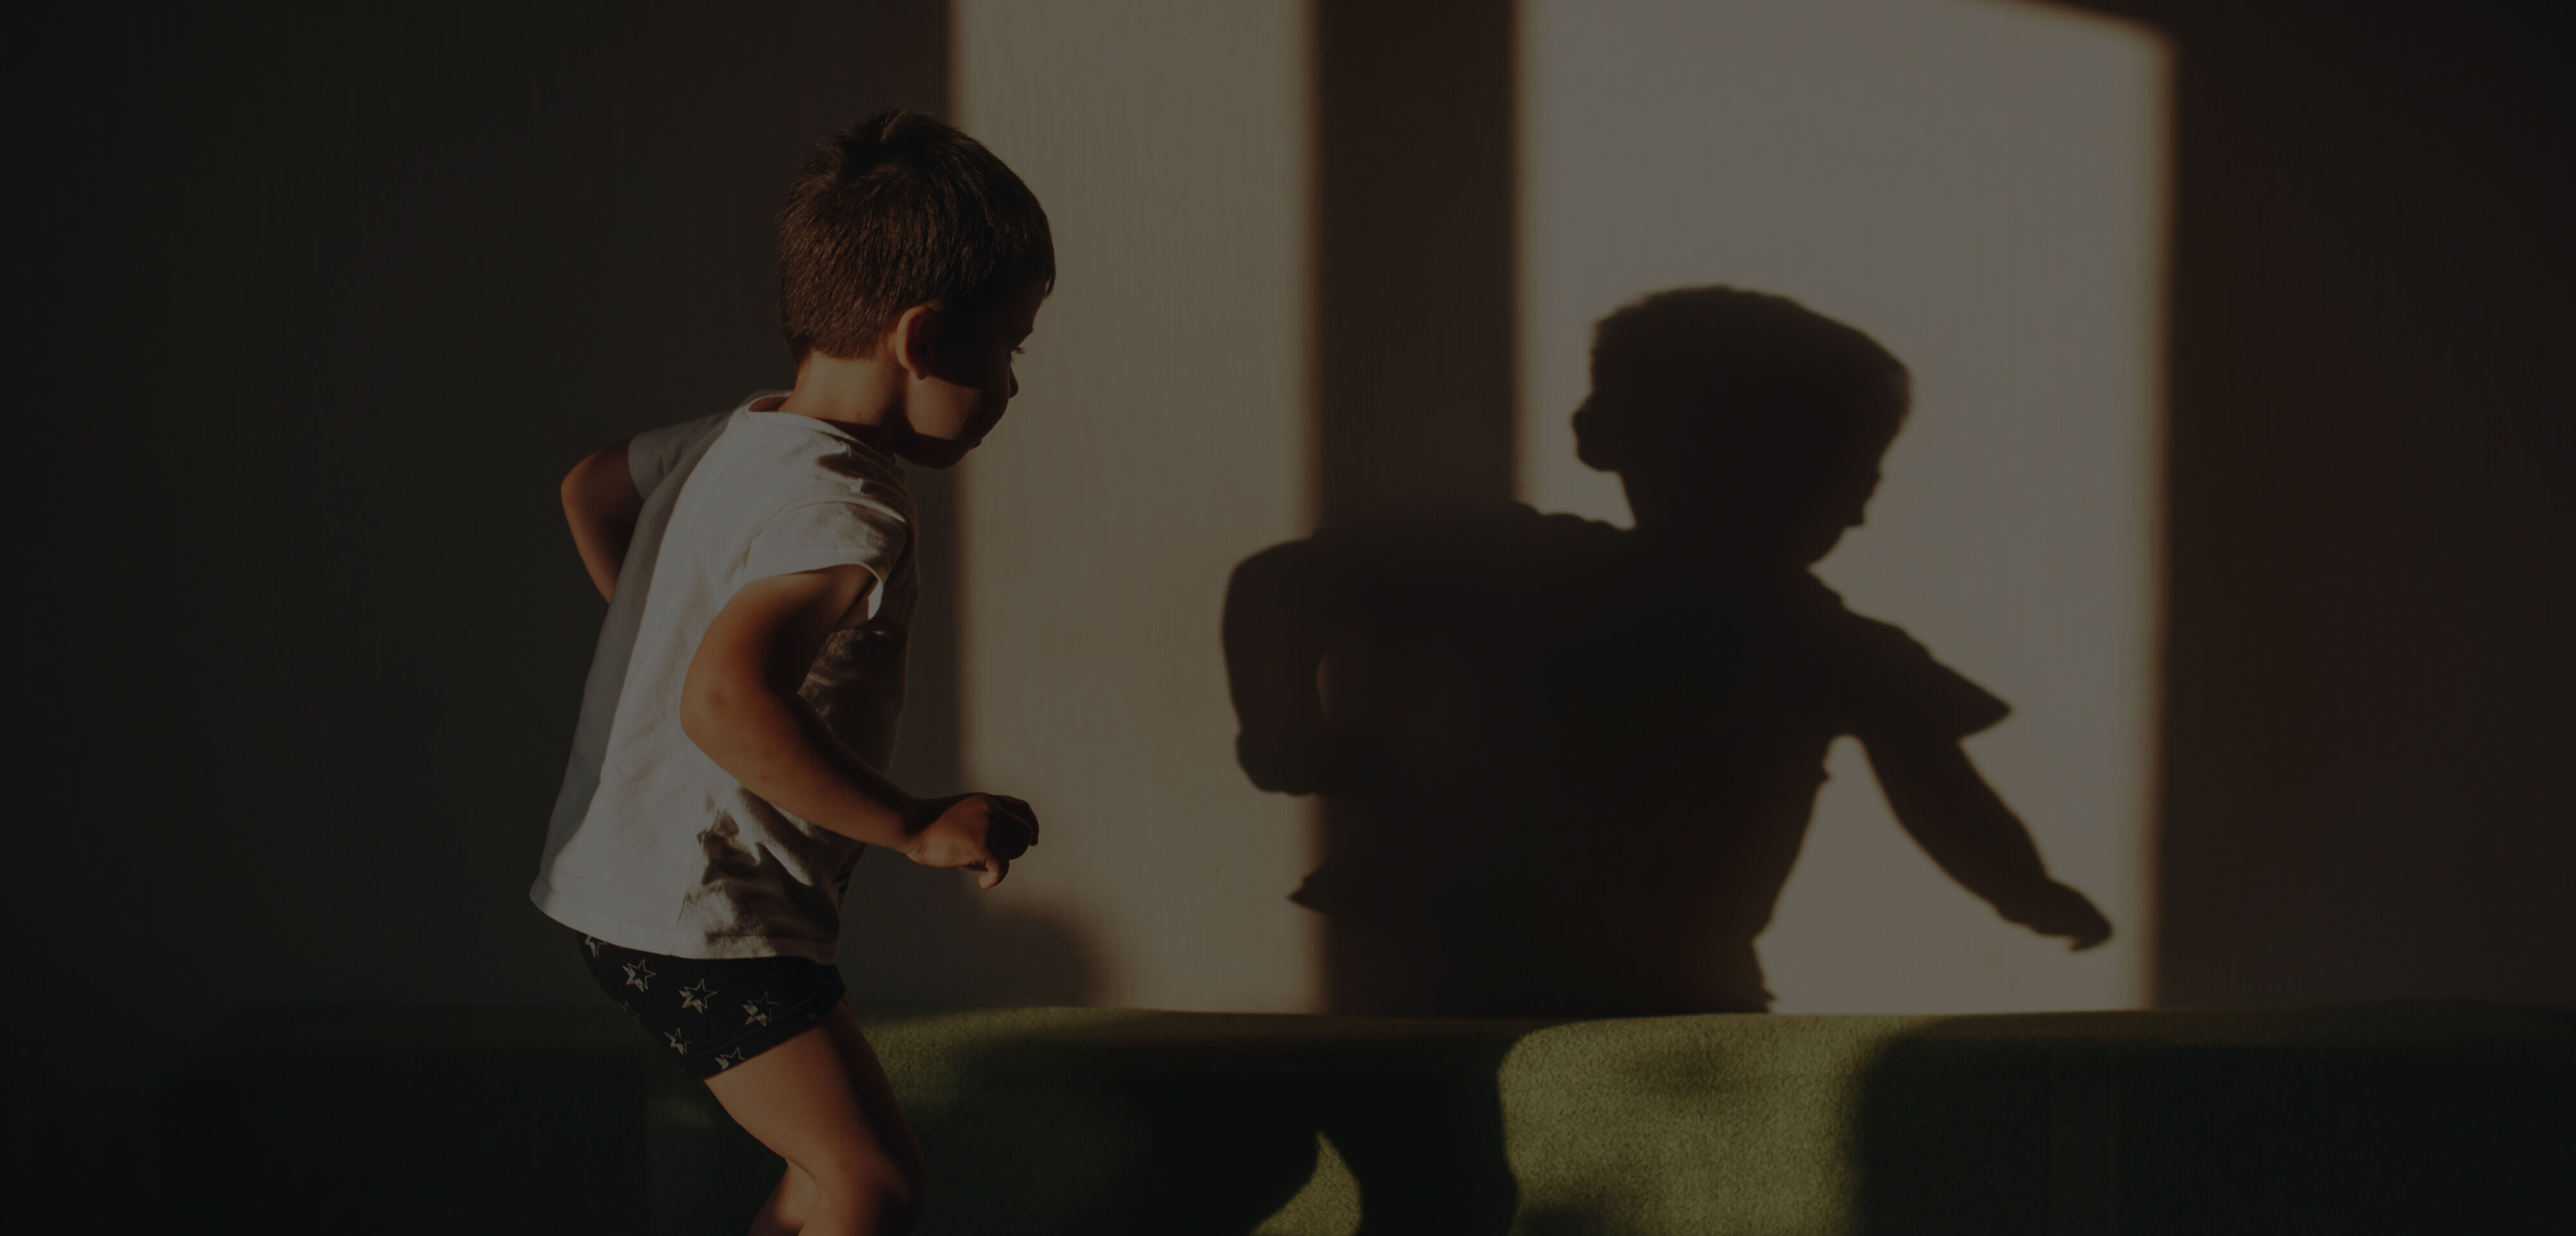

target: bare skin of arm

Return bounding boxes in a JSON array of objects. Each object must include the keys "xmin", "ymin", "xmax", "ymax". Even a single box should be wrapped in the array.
[
  {"xmin": 1862, "ymin": 730, "xmax": 2112, "ymax": 950},
  {"xmin": 681, "ymin": 563, "xmax": 1037, "ymax": 887},
  {"xmin": 562, "ymin": 440, "xmax": 643, "ymax": 602}
]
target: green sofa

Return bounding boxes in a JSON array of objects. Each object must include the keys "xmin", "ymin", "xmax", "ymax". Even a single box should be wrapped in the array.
[{"xmin": 156, "ymin": 1002, "xmax": 2574, "ymax": 1234}]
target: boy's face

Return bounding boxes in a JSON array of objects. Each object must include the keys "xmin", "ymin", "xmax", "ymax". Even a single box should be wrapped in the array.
[
  {"xmin": 1605, "ymin": 400, "xmax": 1899, "ymax": 567},
  {"xmin": 898, "ymin": 282, "xmax": 1046, "ymax": 469}
]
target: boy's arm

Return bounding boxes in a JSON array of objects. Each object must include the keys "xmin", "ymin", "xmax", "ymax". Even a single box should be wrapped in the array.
[
  {"xmin": 680, "ymin": 564, "xmax": 1037, "ymax": 888},
  {"xmin": 562, "ymin": 440, "xmax": 643, "ymax": 602},
  {"xmin": 1860, "ymin": 729, "xmax": 2112, "ymax": 950}
]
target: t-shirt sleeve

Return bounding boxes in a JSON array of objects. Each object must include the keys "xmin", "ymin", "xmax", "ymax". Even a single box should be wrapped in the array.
[
  {"xmin": 1836, "ymin": 614, "xmax": 2012, "ymax": 740},
  {"xmin": 626, "ymin": 411, "xmax": 732, "ymax": 500},
  {"xmin": 737, "ymin": 498, "xmax": 910, "ymax": 622}
]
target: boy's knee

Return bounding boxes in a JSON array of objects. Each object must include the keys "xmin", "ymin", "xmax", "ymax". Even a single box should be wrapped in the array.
[
  {"xmin": 811, "ymin": 1156, "xmax": 926, "ymax": 1231},
  {"xmin": 867, "ymin": 1179, "xmax": 926, "ymax": 1234},
  {"xmin": 879, "ymin": 1163, "xmax": 929, "ymax": 1231}
]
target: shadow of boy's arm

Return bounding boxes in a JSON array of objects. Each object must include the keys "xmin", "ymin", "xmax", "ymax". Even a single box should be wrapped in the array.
[{"xmin": 1860, "ymin": 731, "xmax": 2113, "ymax": 950}]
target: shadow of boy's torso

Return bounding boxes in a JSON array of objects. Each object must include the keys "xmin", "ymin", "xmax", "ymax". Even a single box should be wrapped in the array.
[{"xmin": 1271, "ymin": 500, "xmax": 2003, "ymax": 1017}]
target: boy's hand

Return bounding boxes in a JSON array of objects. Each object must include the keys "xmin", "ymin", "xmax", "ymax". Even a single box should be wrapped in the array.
[
  {"xmin": 2000, "ymin": 879, "xmax": 2114, "ymax": 951},
  {"xmin": 903, "ymin": 794, "xmax": 1039, "ymax": 889}
]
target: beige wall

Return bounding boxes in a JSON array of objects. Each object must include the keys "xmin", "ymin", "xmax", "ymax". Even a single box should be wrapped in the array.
[
  {"xmin": 952, "ymin": 0, "xmax": 1321, "ymax": 1011},
  {"xmin": 945, "ymin": 0, "xmax": 2169, "ymax": 1015},
  {"xmin": 1517, "ymin": 0, "xmax": 2170, "ymax": 1011}
]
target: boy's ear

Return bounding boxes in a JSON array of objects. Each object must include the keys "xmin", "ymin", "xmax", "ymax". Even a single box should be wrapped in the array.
[{"xmin": 887, "ymin": 303, "xmax": 942, "ymax": 381}]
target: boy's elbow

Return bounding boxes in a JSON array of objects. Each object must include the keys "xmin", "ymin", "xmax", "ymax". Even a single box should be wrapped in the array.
[
  {"xmin": 560, "ymin": 449, "xmax": 605, "ymax": 505},
  {"xmin": 558, "ymin": 464, "xmax": 586, "ymax": 526},
  {"xmin": 560, "ymin": 445, "xmax": 642, "ymax": 524},
  {"xmin": 677, "ymin": 676, "xmax": 750, "ymax": 756}
]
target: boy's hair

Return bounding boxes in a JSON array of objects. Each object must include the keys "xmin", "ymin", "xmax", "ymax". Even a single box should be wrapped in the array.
[
  {"xmin": 777, "ymin": 109, "xmax": 1055, "ymax": 364},
  {"xmin": 1575, "ymin": 286, "xmax": 1908, "ymax": 474}
]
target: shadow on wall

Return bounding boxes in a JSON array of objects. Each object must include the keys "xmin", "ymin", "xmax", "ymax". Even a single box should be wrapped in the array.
[
  {"xmin": 837, "ymin": 860, "xmax": 1099, "ymax": 1009},
  {"xmin": 840, "ymin": 463, "xmax": 1101, "ymax": 1008},
  {"xmin": 836, "ymin": 857, "xmax": 1099, "ymax": 1008},
  {"xmin": 1226, "ymin": 288, "xmax": 2112, "ymax": 1021}
]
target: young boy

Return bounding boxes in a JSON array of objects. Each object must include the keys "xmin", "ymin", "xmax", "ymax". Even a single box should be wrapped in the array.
[{"xmin": 530, "ymin": 110, "xmax": 1049, "ymax": 1235}]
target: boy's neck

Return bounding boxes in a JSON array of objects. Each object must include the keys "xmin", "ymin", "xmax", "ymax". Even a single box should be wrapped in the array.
[{"xmin": 773, "ymin": 351, "xmax": 905, "ymax": 455}]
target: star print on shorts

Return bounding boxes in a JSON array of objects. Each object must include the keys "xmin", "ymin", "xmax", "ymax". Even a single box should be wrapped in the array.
[{"xmin": 574, "ymin": 929, "xmax": 846, "ymax": 1082}]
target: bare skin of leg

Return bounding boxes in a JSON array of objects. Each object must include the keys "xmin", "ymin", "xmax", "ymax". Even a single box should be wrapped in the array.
[
  {"xmin": 746, "ymin": 1163, "xmax": 821, "ymax": 1236},
  {"xmin": 704, "ymin": 1002, "xmax": 928, "ymax": 1236}
]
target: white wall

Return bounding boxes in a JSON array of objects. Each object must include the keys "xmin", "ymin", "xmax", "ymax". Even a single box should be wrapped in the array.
[
  {"xmin": 952, "ymin": 0, "xmax": 1320, "ymax": 1011},
  {"xmin": 1517, "ymin": 0, "xmax": 2170, "ymax": 1011}
]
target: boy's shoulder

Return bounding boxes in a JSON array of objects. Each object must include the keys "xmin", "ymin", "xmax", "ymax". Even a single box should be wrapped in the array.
[
  {"xmin": 663, "ymin": 405, "xmax": 920, "ymax": 589},
  {"xmin": 627, "ymin": 407, "xmax": 742, "ymax": 499},
  {"xmin": 693, "ymin": 405, "xmax": 912, "ymax": 507},
  {"xmin": 1794, "ymin": 578, "xmax": 2010, "ymax": 739}
]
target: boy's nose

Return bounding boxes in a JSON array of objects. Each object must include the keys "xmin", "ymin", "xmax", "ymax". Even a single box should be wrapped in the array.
[{"xmin": 1009, "ymin": 371, "xmax": 1019, "ymax": 398}]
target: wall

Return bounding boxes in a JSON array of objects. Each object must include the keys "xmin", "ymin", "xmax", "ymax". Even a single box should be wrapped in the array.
[
  {"xmin": 1517, "ymin": 0, "xmax": 2169, "ymax": 1013},
  {"xmin": 938, "ymin": 0, "xmax": 2174, "ymax": 1020},
  {"xmin": 5, "ymin": 0, "xmax": 951, "ymax": 1212},
  {"xmin": 2073, "ymin": 0, "xmax": 2576, "ymax": 1007},
  {"xmin": 942, "ymin": 0, "xmax": 1321, "ymax": 1012}
]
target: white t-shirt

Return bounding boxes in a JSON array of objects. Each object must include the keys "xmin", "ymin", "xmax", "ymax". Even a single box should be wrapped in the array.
[{"xmin": 530, "ymin": 392, "xmax": 919, "ymax": 962}]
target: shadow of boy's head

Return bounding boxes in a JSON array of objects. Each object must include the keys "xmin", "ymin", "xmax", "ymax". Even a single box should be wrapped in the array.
[{"xmin": 1573, "ymin": 287, "xmax": 1908, "ymax": 565}]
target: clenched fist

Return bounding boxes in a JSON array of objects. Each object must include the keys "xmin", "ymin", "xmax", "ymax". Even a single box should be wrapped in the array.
[{"xmin": 902, "ymin": 793, "xmax": 1040, "ymax": 889}]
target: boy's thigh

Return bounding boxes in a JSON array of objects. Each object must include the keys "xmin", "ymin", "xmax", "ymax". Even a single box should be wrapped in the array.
[{"xmin": 703, "ymin": 1003, "xmax": 925, "ymax": 1187}]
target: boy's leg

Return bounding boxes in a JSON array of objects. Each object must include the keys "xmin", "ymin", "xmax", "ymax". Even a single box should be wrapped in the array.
[
  {"xmin": 704, "ymin": 1002, "xmax": 927, "ymax": 1236},
  {"xmin": 748, "ymin": 1163, "xmax": 820, "ymax": 1236}
]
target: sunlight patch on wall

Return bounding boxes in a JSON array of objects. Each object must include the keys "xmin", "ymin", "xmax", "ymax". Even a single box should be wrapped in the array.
[
  {"xmin": 952, "ymin": 1, "xmax": 1319, "ymax": 1011},
  {"xmin": 1519, "ymin": 0, "xmax": 2170, "ymax": 1011}
]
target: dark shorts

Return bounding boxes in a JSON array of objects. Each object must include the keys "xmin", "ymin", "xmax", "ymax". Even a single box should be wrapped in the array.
[{"xmin": 576, "ymin": 932, "xmax": 846, "ymax": 1080}]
